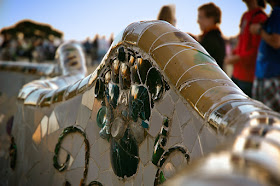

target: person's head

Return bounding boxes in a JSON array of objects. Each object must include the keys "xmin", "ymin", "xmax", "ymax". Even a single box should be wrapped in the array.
[
  {"xmin": 266, "ymin": 0, "xmax": 280, "ymax": 7},
  {"xmin": 242, "ymin": 0, "xmax": 266, "ymax": 8},
  {"xmin": 197, "ymin": 3, "xmax": 221, "ymax": 32},
  {"xmin": 157, "ymin": 5, "xmax": 176, "ymax": 26}
]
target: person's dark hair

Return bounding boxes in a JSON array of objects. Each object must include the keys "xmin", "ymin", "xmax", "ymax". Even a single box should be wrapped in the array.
[
  {"xmin": 157, "ymin": 5, "xmax": 176, "ymax": 26},
  {"xmin": 267, "ymin": 0, "xmax": 280, "ymax": 6},
  {"xmin": 198, "ymin": 3, "xmax": 221, "ymax": 24},
  {"xmin": 257, "ymin": 0, "xmax": 266, "ymax": 8}
]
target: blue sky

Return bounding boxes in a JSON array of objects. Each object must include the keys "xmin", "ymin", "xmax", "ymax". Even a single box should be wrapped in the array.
[{"xmin": 0, "ymin": 0, "xmax": 272, "ymax": 41}]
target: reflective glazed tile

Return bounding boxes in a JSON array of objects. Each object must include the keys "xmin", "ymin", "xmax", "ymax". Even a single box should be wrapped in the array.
[
  {"xmin": 138, "ymin": 22, "xmax": 178, "ymax": 54},
  {"xmin": 143, "ymin": 162, "xmax": 157, "ymax": 185},
  {"xmin": 148, "ymin": 110, "xmax": 163, "ymax": 137},
  {"xmin": 77, "ymin": 74, "xmax": 91, "ymax": 93},
  {"xmin": 81, "ymin": 86, "xmax": 95, "ymax": 110},
  {"xmin": 24, "ymin": 89, "xmax": 49, "ymax": 106}
]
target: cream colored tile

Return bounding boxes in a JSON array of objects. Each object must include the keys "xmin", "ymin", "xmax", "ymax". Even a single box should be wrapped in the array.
[
  {"xmin": 48, "ymin": 111, "xmax": 59, "ymax": 135},
  {"xmin": 82, "ymin": 87, "xmax": 95, "ymax": 110},
  {"xmin": 148, "ymin": 110, "xmax": 163, "ymax": 137},
  {"xmin": 156, "ymin": 94, "xmax": 174, "ymax": 118},
  {"xmin": 40, "ymin": 115, "xmax": 48, "ymax": 138},
  {"xmin": 143, "ymin": 162, "xmax": 157, "ymax": 185},
  {"xmin": 86, "ymin": 158, "xmax": 99, "ymax": 185}
]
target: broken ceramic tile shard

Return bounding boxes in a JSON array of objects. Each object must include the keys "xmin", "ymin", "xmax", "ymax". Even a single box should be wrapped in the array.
[
  {"xmin": 110, "ymin": 129, "xmax": 139, "ymax": 178},
  {"xmin": 94, "ymin": 77, "xmax": 105, "ymax": 101},
  {"xmin": 119, "ymin": 62, "xmax": 131, "ymax": 90},
  {"xmin": 137, "ymin": 58, "xmax": 152, "ymax": 84},
  {"xmin": 146, "ymin": 67, "xmax": 163, "ymax": 101},
  {"xmin": 129, "ymin": 85, "xmax": 151, "ymax": 122}
]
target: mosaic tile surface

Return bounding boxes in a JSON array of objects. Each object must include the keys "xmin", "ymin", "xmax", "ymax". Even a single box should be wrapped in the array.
[{"xmin": 1, "ymin": 21, "xmax": 280, "ymax": 186}]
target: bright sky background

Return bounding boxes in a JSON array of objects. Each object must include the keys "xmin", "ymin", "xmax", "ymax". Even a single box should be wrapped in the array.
[{"xmin": 0, "ymin": 0, "xmax": 272, "ymax": 41}]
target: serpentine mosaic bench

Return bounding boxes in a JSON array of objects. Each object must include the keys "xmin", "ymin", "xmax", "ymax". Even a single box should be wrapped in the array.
[{"xmin": 2, "ymin": 21, "xmax": 280, "ymax": 186}]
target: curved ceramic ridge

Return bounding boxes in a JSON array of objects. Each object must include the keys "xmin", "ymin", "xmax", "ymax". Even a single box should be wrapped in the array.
[{"xmin": 17, "ymin": 41, "xmax": 89, "ymax": 106}]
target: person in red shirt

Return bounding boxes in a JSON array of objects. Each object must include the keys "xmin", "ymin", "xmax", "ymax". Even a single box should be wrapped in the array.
[{"xmin": 225, "ymin": 0, "xmax": 267, "ymax": 97}]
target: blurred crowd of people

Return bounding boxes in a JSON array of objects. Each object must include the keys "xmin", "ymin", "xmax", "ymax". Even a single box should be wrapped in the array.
[
  {"xmin": 159, "ymin": 0, "xmax": 280, "ymax": 112},
  {"xmin": 0, "ymin": 35, "xmax": 61, "ymax": 62},
  {"xmin": 0, "ymin": 32, "xmax": 113, "ymax": 66}
]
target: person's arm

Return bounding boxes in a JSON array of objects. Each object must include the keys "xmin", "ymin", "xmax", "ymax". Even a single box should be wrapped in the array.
[{"xmin": 250, "ymin": 23, "xmax": 280, "ymax": 49}]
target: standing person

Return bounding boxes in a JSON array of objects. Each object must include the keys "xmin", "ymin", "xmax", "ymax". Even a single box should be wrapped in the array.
[
  {"xmin": 197, "ymin": 3, "xmax": 226, "ymax": 69},
  {"xmin": 225, "ymin": 0, "xmax": 267, "ymax": 97},
  {"xmin": 157, "ymin": 4, "xmax": 176, "ymax": 26},
  {"xmin": 250, "ymin": 0, "xmax": 280, "ymax": 112}
]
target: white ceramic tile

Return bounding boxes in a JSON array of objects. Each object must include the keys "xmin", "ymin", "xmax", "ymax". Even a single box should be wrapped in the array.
[
  {"xmin": 85, "ymin": 119, "xmax": 100, "ymax": 146},
  {"xmin": 156, "ymin": 94, "xmax": 174, "ymax": 118},
  {"xmin": 71, "ymin": 133, "xmax": 86, "ymax": 158},
  {"xmin": 82, "ymin": 87, "xmax": 95, "ymax": 110},
  {"xmin": 139, "ymin": 137, "xmax": 149, "ymax": 165},
  {"xmin": 143, "ymin": 162, "xmax": 157, "ymax": 185},
  {"xmin": 48, "ymin": 111, "xmax": 60, "ymax": 135},
  {"xmin": 98, "ymin": 170, "xmax": 114, "ymax": 186},
  {"xmin": 190, "ymin": 136, "xmax": 203, "ymax": 159},
  {"xmin": 98, "ymin": 148, "xmax": 111, "ymax": 172},
  {"xmin": 198, "ymin": 126, "xmax": 219, "ymax": 155},
  {"xmin": 76, "ymin": 104, "xmax": 92, "ymax": 129},
  {"xmin": 90, "ymin": 137, "xmax": 110, "ymax": 164},
  {"xmin": 133, "ymin": 162, "xmax": 143, "ymax": 186},
  {"xmin": 182, "ymin": 120, "xmax": 198, "ymax": 151},
  {"xmin": 170, "ymin": 151, "xmax": 188, "ymax": 170},
  {"xmin": 169, "ymin": 89, "xmax": 179, "ymax": 103},
  {"xmin": 47, "ymin": 128, "xmax": 62, "ymax": 153},
  {"xmin": 162, "ymin": 162, "xmax": 176, "ymax": 179},
  {"xmin": 148, "ymin": 110, "xmax": 163, "ymax": 137},
  {"xmin": 166, "ymin": 136, "xmax": 182, "ymax": 149},
  {"xmin": 40, "ymin": 115, "xmax": 48, "ymax": 138},
  {"xmin": 67, "ymin": 155, "xmax": 74, "ymax": 170},
  {"xmin": 174, "ymin": 101, "xmax": 192, "ymax": 127},
  {"xmin": 86, "ymin": 158, "xmax": 99, "ymax": 184},
  {"xmin": 65, "ymin": 167, "xmax": 84, "ymax": 186},
  {"xmin": 58, "ymin": 148, "xmax": 69, "ymax": 166},
  {"xmin": 70, "ymin": 142, "xmax": 85, "ymax": 170},
  {"xmin": 124, "ymin": 178, "xmax": 133, "ymax": 186},
  {"xmin": 169, "ymin": 112, "xmax": 182, "ymax": 138}
]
